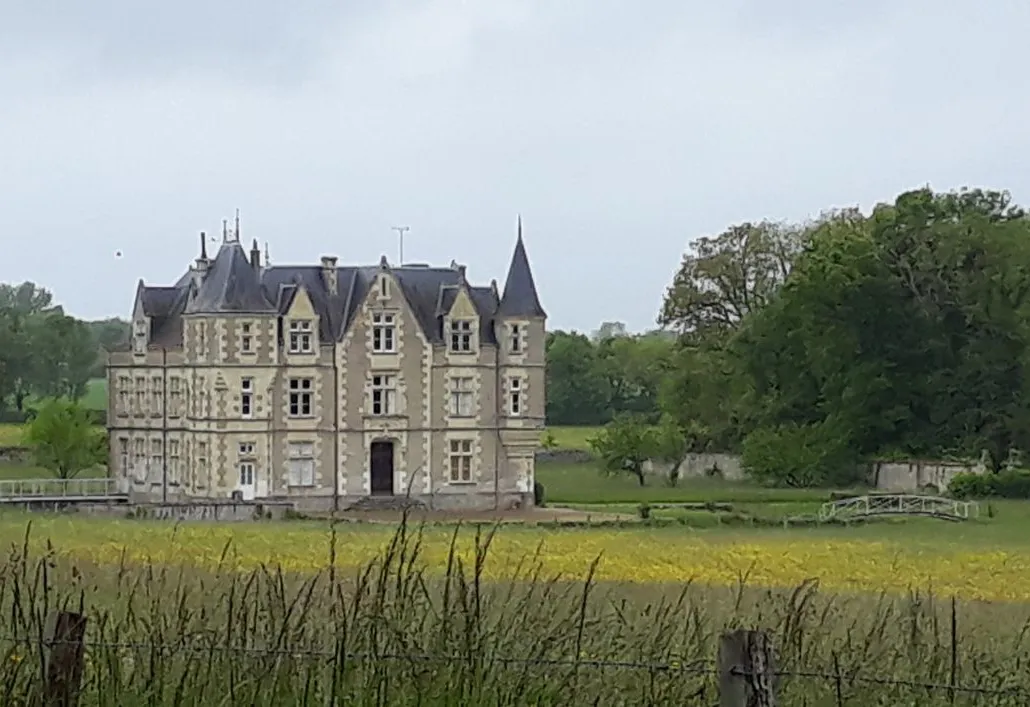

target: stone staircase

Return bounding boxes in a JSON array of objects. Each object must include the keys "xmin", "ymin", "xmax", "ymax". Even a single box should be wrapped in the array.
[{"xmin": 343, "ymin": 496, "xmax": 428, "ymax": 512}]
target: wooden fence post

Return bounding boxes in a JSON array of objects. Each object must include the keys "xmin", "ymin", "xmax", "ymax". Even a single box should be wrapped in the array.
[
  {"xmin": 718, "ymin": 629, "xmax": 778, "ymax": 707},
  {"xmin": 43, "ymin": 611, "xmax": 87, "ymax": 707}
]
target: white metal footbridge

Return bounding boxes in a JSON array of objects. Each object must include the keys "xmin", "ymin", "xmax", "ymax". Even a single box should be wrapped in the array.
[{"xmin": 818, "ymin": 494, "xmax": 979, "ymax": 523}]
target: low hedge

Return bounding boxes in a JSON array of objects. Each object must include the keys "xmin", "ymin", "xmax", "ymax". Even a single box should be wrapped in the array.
[{"xmin": 949, "ymin": 469, "xmax": 1030, "ymax": 499}]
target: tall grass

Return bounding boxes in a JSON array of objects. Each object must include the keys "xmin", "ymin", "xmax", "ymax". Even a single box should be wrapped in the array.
[{"xmin": 0, "ymin": 518, "xmax": 1028, "ymax": 705}]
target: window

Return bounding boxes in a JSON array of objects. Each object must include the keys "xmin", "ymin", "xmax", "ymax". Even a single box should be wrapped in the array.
[
  {"xmin": 449, "ymin": 377, "xmax": 474, "ymax": 417},
  {"xmin": 448, "ymin": 439, "xmax": 473, "ymax": 483},
  {"xmin": 449, "ymin": 319, "xmax": 474, "ymax": 353},
  {"xmin": 168, "ymin": 440, "xmax": 180, "ymax": 485},
  {"xmin": 288, "ymin": 442, "xmax": 315, "ymax": 487},
  {"xmin": 151, "ymin": 375, "xmax": 162, "ymax": 415},
  {"xmin": 118, "ymin": 438, "xmax": 129, "ymax": 472},
  {"xmin": 132, "ymin": 438, "xmax": 145, "ymax": 480},
  {"xmin": 378, "ymin": 275, "xmax": 390, "ymax": 299},
  {"xmin": 197, "ymin": 322, "xmax": 207, "ymax": 357},
  {"xmin": 239, "ymin": 462, "xmax": 255, "ymax": 487},
  {"xmin": 134, "ymin": 377, "xmax": 146, "ymax": 414},
  {"xmin": 241, "ymin": 377, "xmax": 253, "ymax": 418},
  {"xmin": 371, "ymin": 313, "xmax": 396, "ymax": 353},
  {"xmin": 509, "ymin": 378, "xmax": 523, "ymax": 416},
  {"xmin": 168, "ymin": 377, "xmax": 182, "ymax": 417},
  {"xmin": 509, "ymin": 324, "xmax": 522, "ymax": 353},
  {"xmin": 150, "ymin": 438, "xmax": 163, "ymax": 484},
  {"xmin": 196, "ymin": 441, "xmax": 208, "ymax": 489},
  {"xmin": 238, "ymin": 441, "xmax": 256, "ymax": 457},
  {"xmin": 133, "ymin": 320, "xmax": 147, "ymax": 354},
  {"xmin": 288, "ymin": 378, "xmax": 313, "ymax": 417},
  {"xmin": 117, "ymin": 376, "xmax": 130, "ymax": 415},
  {"xmin": 240, "ymin": 322, "xmax": 254, "ymax": 354},
  {"xmin": 370, "ymin": 374, "xmax": 396, "ymax": 415},
  {"xmin": 288, "ymin": 320, "xmax": 314, "ymax": 353}
]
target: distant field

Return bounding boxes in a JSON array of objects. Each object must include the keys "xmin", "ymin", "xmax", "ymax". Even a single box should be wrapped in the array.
[
  {"xmin": 540, "ymin": 425, "xmax": 598, "ymax": 450},
  {"xmin": 79, "ymin": 378, "xmax": 107, "ymax": 411}
]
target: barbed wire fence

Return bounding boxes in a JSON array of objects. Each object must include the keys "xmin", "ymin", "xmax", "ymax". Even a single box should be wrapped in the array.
[{"xmin": 3, "ymin": 615, "xmax": 1029, "ymax": 706}]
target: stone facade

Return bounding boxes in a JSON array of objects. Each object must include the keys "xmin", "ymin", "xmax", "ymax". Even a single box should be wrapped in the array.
[{"xmin": 107, "ymin": 219, "xmax": 546, "ymax": 511}]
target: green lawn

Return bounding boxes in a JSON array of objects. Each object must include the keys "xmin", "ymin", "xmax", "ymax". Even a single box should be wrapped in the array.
[
  {"xmin": 79, "ymin": 378, "xmax": 108, "ymax": 411},
  {"xmin": 540, "ymin": 425, "xmax": 599, "ymax": 450},
  {"xmin": 535, "ymin": 460, "xmax": 843, "ymax": 504}
]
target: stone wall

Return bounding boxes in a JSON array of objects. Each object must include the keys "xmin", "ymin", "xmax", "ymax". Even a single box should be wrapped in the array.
[
  {"xmin": 870, "ymin": 459, "xmax": 985, "ymax": 492},
  {"xmin": 643, "ymin": 453, "xmax": 985, "ymax": 492}
]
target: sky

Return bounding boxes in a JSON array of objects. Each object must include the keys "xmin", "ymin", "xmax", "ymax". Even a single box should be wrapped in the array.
[{"xmin": 2, "ymin": 1, "xmax": 1029, "ymax": 333}]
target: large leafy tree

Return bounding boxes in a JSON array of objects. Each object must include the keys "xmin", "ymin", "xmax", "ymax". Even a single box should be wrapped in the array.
[{"xmin": 23, "ymin": 399, "xmax": 107, "ymax": 479}]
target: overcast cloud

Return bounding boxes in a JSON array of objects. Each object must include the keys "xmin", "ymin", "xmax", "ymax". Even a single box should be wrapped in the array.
[{"xmin": 1, "ymin": 0, "xmax": 1028, "ymax": 332}]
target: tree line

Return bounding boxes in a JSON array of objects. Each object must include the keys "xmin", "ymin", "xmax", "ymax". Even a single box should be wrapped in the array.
[
  {"xmin": 588, "ymin": 186, "xmax": 1030, "ymax": 486},
  {"xmin": 0, "ymin": 282, "xmax": 129, "ymax": 417}
]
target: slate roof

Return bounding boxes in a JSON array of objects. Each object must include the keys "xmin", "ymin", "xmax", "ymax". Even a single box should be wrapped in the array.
[
  {"xmin": 498, "ymin": 218, "xmax": 547, "ymax": 318},
  {"xmin": 134, "ymin": 233, "xmax": 543, "ymax": 348}
]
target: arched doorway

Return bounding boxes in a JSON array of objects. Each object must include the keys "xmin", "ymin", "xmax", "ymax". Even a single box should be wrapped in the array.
[{"xmin": 370, "ymin": 440, "xmax": 395, "ymax": 495}]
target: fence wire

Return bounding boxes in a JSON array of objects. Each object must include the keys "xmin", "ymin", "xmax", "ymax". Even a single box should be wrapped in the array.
[{"xmin": 1, "ymin": 634, "xmax": 1027, "ymax": 698}]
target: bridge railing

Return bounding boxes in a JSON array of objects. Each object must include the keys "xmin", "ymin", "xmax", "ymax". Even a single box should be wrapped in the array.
[
  {"xmin": 0, "ymin": 477, "xmax": 120, "ymax": 499},
  {"xmin": 818, "ymin": 494, "xmax": 978, "ymax": 522}
]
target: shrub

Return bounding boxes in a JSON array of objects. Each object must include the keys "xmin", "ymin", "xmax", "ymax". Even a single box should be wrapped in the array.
[
  {"xmin": 741, "ymin": 421, "xmax": 862, "ymax": 488},
  {"xmin": 533, "ymin": 481, "xmax": 546, "ymax": 508},
  {"xmin": 637, "ymin": 503, "xmax": 652, "ymax": 520},
  {"xmin": 949, "ymin": 469, "xmax": 1030, "ymax": 499}
]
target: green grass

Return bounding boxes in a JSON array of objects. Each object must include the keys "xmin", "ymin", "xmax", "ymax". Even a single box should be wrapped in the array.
[
  {"xmin": 536, "ymin": 460, "xmax": 843, "ymax": 504},
  {"xmin": 78, "ymin": 377, "xmax": 107, "ymax": 411},
  {"xmin": 540, "ymin": 425, "xmax": 599, "ymax": 450}
]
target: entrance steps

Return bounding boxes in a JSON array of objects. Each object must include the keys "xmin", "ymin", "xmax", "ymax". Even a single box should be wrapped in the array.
[{"xmin": 343, "ymin": 496, "xmax": 427, "ymax": 512}]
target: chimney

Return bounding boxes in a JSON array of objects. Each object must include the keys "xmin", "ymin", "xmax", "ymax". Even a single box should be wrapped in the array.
[
  {"xmin": 193, "ymin": 231, "xmax": 210, "ymax": 286},
  {"xmin": 250, "ymin": 238, "xmax": 261, "ymax": 269},
  {"xmin": 457, "ymin": 264, "xmax": 467, "ymax": 283},
  {"xmin": 321, "ymin": 255, "xmax": 338, "ymax": 295}
]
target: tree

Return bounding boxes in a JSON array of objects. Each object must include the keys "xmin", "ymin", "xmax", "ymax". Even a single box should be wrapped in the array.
[
  {"xmin": 23, "ymin": 399, "xmax": 107, "ymax": 479},
  {"xmin": 588, "ymin": 414, "xmax": 656, "ymax": 486},
  {"xmin": 596, "ymin": 332, "xmax": 674, "ymax": 422},
  {"xmin": 27, "ymin": 310, "xmax": 98, "ymax": 400},
  {"xmin": 659, "ymin": 220, "xmax": 807, "ymax": 341},
  {"xmin": 545, "ymin": 331, "xmax": 611, "ymax": 426},
  {"xmin": 730, "ymin": 187, "xmax": 1030, "ymax": 472}
]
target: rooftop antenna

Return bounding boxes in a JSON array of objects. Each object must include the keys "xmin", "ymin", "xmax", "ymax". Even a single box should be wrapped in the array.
[{"xmin": 391, "ymin": 225, "xmax": 410, "ymax": 266}]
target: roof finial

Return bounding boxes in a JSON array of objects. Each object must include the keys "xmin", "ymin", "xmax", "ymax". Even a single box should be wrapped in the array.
[
  {"xmin": 222, "ymin": 219, "xmax": 229, "ymax": 243},
  {"xmin": 200, "ymin": 231, "xmax": 208, "ymax": 260},
  {"xmin": 235, "ymin": 208, "xmax": 241, "ymax": 242},
  {"xmin": 517, "ymin": 213, "xmax": 523, "ymax": 241},
  {"xmin": 264, "ymin": 241, "xmax": 271, "ymax": 264}
]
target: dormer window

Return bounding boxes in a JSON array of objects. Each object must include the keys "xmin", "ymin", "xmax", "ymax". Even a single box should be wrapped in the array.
[
  {"xmin": 449, "ymin": 319, "xmax": 475, "ymax": 353},
  {"xmin": 372, "ymin": 313, "xmax": 396, "ymax": 353},
  {"xmin": 288, "ymin": 320, "xmax": 314, "ymax": 354},
  {"xmin": 132, "ymin": 320, "xmax": 147, "ymax": 354}
]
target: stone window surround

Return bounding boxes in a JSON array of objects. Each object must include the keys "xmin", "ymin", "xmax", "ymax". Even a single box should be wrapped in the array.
[
  {"xmin": 288, "ymin": 377, "xmax": 315, "ymax": 417},
  {"xmin": 449, "ymin": 375, "xmax": 475, "ymax": 417},
  {"xmin": 448, "ymin": 318, "xmax": 477, "ymax": 354},
  {"xmin": 288, "ymin": 441, "xmax": 316, "ymax": 487},
  {"xmin": 370, "ymin": 373, "xmax": 398, "ymax": 416},
  {"xmin": 288, "ymin": 319, "xmax": 316, "ymax": 354},
  {"xmin": 371, "ymin": 311, "xmax": 397, "ymax": 353},
  {"xmin": 447, "ymin": 438, "xmax": 474, "ymax": 484},
  {"xmin": 239, "ymin": 321, "xmax": 255, "ymax": 355},
  {"xmin": 507, "ymin": 376, "xmax": 524, "ymax": 416}
]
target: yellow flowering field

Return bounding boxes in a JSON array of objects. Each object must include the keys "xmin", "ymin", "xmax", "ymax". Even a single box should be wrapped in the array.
[{"xmin": 4, "ymin": 516, "xmax": 1029, "ymax": 603}]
